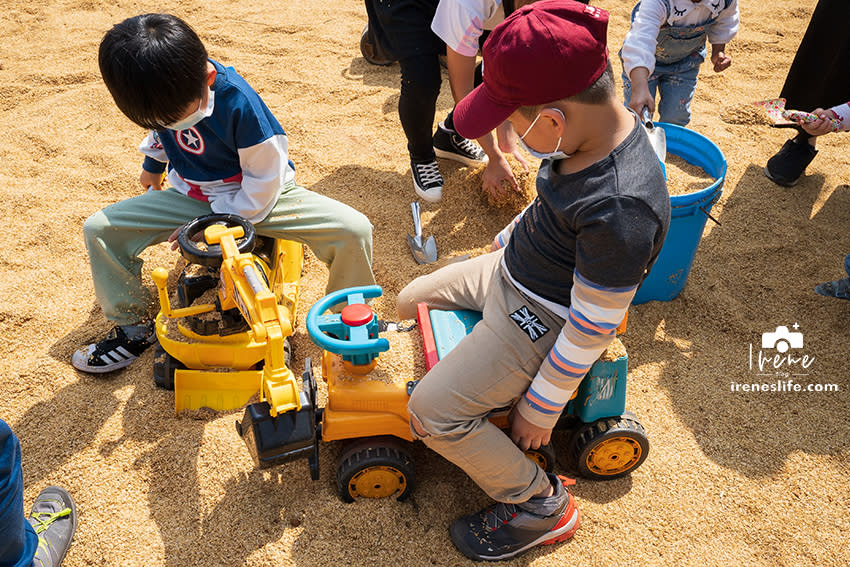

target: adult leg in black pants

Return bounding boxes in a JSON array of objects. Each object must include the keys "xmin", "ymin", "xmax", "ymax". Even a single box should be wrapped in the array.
[
  {"xmin": 399, "ymin": 53, "xmax": 445, "ymax": 201},
  {"xmin": 764, "ymin": 0, "xmax": 850, "ymax": 186},
  {"xmin": 363, "ymin": 0, "xmax": 487, "ymax": 202}
]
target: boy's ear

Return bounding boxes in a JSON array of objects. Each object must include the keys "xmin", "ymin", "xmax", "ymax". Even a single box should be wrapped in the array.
[
  {"xmin": 206, "ymin": 66, "xmax": 217, "ymax": 86},
  {"xmin": 539, "ymin": 108, "xmax": 566, "ymax": 136}
]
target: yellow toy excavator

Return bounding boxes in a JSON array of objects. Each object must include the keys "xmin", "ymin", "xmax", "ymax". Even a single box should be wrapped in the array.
[{"xmin": 151, "ymin": 214, "xmax": 303, "ymax": 418}]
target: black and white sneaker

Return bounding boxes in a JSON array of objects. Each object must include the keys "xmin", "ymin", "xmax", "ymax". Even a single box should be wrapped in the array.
[
  {"xmin": 72, "ymin": 323, "xmax": 157, "ymax": 373},
  {"xmin": 411, "ymin": 160, "xmax": 444, "ymax": 203},
  {"xmin": 433, "ymin": 122, "xmax": 488, "ymax": 166}
]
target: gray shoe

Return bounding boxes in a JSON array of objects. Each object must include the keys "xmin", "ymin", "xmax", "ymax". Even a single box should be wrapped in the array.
[
  {"xmin": 29, "ymin": 486, "xmax": 77, "ymax": 567},
  {"xmin": 814, "ymin": 276, "xmax": 850, "ymax": 300},
  {"xmin": 449, "ymin": 473, "xmax": 580, "ymax": 561}
]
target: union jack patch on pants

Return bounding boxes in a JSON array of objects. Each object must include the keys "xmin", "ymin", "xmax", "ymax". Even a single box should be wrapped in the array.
[{"xmin": 509, "ymin": 306, "xmax": 550, "ymax": 341}]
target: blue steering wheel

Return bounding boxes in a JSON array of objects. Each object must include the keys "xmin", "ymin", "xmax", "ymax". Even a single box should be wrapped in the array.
[{"xmin": 305, "ymin": 285, "xmax": 389, "ymax": 365}]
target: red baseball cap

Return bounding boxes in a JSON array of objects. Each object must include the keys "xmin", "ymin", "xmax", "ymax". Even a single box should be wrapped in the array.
[{"xmin": 453, "ymin": 0, "xmax": 609, "ymax": 140}]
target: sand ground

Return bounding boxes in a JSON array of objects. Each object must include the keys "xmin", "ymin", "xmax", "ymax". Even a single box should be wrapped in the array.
[{"xmin": 0, "ymin": 0, "xmax": 848, "ymax": 566}]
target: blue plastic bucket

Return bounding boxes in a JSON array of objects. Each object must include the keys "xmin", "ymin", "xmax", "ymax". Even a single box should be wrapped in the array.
[{"xmin": 632, "ymin": 123, "xmax": 726, "ymax": 304}]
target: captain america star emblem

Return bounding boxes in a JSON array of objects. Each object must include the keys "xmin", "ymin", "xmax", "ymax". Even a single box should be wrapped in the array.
[{"xmin": 176, "ymin": 127, "xmax": 205, "ymax": 155}]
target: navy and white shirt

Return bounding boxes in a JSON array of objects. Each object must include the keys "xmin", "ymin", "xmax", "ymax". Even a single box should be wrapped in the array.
[
  {"xmin": 495, "ymin": 117, "xmax": 670, "ymax": 428},
  {"xmin": 140, "ymin": 59, "xmax": 296, "ymax": 223}
]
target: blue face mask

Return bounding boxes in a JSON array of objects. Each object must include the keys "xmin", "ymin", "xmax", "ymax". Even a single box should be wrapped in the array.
[
  {"xmin": 518, "ymin": 108, "xmax": 572, "ymax": 160},
  {"xmin": 166, "ymin": 88, "xmax": 215, "ymax": 131}
]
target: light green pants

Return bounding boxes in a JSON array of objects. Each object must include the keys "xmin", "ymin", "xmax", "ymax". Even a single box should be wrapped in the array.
[
  {"xmin": 84, "ymin": 184, "xmax": 375, "ymax": 325},
  {"xmin": 397, "ymin": 250, "xmax": 562, "ymax": 503}
]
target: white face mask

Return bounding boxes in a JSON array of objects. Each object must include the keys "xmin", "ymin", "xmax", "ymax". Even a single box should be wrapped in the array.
[
  {"xmin": 518, "ymin": 108, "xmax": 572, "ymax": 160},
  {"xmin": 166, "ymin": 88, "xmax": 215, "ymax": 131}
]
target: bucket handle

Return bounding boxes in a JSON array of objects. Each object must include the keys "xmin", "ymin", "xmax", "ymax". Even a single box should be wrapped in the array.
[{"xmin": 699, "ymin": 192, "xmax": 722, "ymax": 226}]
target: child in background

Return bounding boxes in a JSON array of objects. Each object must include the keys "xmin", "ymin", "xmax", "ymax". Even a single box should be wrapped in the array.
[
  {"xmin": 621, "ymin": 0, "xmax": 739, "ymax": 126},
  {"xmin": 72, "ymin": 13, "xmax": 375, "ymax": 374}
]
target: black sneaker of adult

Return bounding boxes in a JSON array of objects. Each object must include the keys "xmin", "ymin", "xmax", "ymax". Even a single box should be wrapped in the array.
[
  {"xmin": 411, "ymin": 160, "xmax": 444, "ymax": 203},
  {"xmin": 764, "ymin": 137, "xmax": 818, "ymax": 187}
]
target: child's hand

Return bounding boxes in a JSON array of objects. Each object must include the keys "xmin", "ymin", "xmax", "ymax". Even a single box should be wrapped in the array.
[
  {"xmin": 710, "ymin": 44, "xmax": 731, "ymax": 72},
  {"xmin": 627, "ymin": 68, "xmax": 654, "ymax": 116},
  {"xmin": 798, "ymin": 108, "xmax": 839, "ymax": 137},
  {"xmin": 711, "ymin": 51, "xmax": 731, "ymax": 72},
  {"xmin": 496, "ymin": 122, "xmax": 530, "ymax": 174},
  {"xmin": 168, "ymin": 224, "xmax": 185, "ymax": 251},
  {"xmin": 508, "ymin": 406, "xmax": 552, "ymax": 451},
  {"xmin": 140, "ymin": 169, "xmax": 164, "ymax": 191},
  {"xmin": 482, "ymin": 155, "xmax": 520, "ymax": 200}
]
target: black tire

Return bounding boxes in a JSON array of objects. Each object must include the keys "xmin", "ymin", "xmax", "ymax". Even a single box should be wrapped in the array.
[
  {"xmin": 152, "ymin": 344, "xmax": 186, "ymax": 390},
  {"xmin": 360, "ymin": 24, "xmax": 395, "ymax": 66},
  {"xmin": 336, "ymin": 436, "xmax": 415, "ymax": 502},
  {"xmin": 570, "ymin": 413, "xmax": 649, "ymax": 480},
  {"xmin": 178, "ymin": 214, "xmax": 256, "ymax": 267},
  {"xmin": 524, "ymin": 442, "xmax": 557, "ymax": 473}
]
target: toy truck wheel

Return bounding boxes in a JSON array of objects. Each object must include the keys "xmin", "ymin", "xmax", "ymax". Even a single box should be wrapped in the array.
[
  {"xmin": 336, "ymin": 436, "xmax": 415, "ymax": 502},
  {"xmin": 524, "ymin": 442, "xmax": 557, "ymax": 473},
  {"xmin": 152, "ymin": 344, "xmax": 185, "ymax": 390},
  {"xmin": 570, "ymin": 414, "xmax": 649, "ymax": 480}
]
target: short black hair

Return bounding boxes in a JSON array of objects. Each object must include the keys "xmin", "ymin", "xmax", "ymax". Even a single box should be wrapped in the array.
[
  {"xmin": 518, "ymin": 60, "xmax": 615, "ymax": 119},
  {"xmin": 99, "ymin": 14, "xmax": 209, "ymax": 130}
]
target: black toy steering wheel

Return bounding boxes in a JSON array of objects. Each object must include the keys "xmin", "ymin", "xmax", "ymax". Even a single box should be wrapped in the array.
[{"xmin": 177, "ymin": 214, "xmax": 256, "ymax": 267}]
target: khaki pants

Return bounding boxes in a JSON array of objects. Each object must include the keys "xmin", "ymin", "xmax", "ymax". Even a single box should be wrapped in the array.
[
  {"xmin": 397, "ymin": 250, "xmax": 565, "ymax": 503},
  {"xmin": 84, "ymin": 183, "xmax": 374, "ymax": 325}
]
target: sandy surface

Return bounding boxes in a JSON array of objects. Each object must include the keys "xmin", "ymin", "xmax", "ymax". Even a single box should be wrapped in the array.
[{"xmin": 1, "ymin": 1, "xmax": 848, "ymax": 566}]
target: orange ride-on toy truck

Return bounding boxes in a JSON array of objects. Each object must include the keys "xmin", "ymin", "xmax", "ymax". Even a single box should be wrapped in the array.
[
  {"xmin": 236, "ymin": 285, "xmax": 649, "ymax": 502},
  {"xmin": 151, "ymin": 214, "xmax": 303, "ymax": 417}
]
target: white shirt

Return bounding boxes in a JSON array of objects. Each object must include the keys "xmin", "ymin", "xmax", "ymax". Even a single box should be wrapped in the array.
[
  {"xmin": 621, "ymin": 0, "xmax": 739, "ymax": 76},
  {"xmin": 431, "ymin": 0, "xmax": 505, "ymax": 57}
]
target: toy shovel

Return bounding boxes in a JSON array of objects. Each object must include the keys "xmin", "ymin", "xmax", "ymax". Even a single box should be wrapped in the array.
[
  {"xmin": 407, "ymin": 201, "xmax": 437, "ymax": 264},
  {"xmin": 642, "ymin": 107, "xmax": 667, "ymax": 164}
]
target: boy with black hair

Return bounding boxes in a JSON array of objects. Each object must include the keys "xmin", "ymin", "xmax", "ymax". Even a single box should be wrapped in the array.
[
  {"xmin": 73, "ymin": 13, "xmax": 375, "ymax": 373},
  {"xmin": 396, "ymin": 0, "xmax": 670, "ymax": 561}
]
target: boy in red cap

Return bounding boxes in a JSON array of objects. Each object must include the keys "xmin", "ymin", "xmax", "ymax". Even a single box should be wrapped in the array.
[{"xmin": 397, "ymin": 0, "xmax": 670, "ymax": 561}]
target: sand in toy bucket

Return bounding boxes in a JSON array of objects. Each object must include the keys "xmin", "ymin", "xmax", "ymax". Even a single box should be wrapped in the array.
[{"xmin": 665, "ymin": 155, "xmax": 716, "ymax": 196}]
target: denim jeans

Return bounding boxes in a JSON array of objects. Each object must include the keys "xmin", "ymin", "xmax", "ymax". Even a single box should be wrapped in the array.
[
  {"xmin": 622, "ymin": 53, "xmax": 702, "ymax": 126},
  {"xmin": 0, "ymin": 419, "xmax": 38, "ymax": 567}
]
